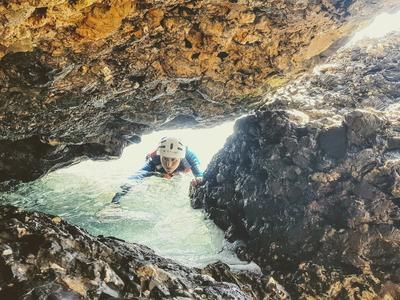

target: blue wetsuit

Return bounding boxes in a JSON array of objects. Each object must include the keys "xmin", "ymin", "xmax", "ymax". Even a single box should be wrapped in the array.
[{"xmin": 112, "ymin": 147, "xmax": 203, "ymax": 203}]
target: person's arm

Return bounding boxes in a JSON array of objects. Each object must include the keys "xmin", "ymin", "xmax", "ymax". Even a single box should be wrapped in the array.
[
  {"xmin": 111, "ymin": 160, "xmax": 155, "ymax": 204},
  {"xmin": 185, "ymin": 148, "xmax": 203, "ymax": 177},
  {"xmin": 185, "ymin": 148, "xmax": 204, "ymax": 186},
  {"xmin": 127, "ymin": 160, "xmax": 155, "ymax": 180}
]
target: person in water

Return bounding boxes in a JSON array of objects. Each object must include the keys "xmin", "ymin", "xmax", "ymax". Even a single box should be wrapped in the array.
[{"xmin": 111, "ymin": 137, "xmax": 203, "ymax": 204}]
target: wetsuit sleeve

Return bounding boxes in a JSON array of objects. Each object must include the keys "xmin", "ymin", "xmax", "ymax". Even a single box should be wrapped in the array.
[
  {"xmin": 111, "ymin": 160, "xmax": 156, "ymax": 204},
  {"xmin": 186, "ymin": 148, "xmax": 203, "ymax": 177},
  {"xmin": 127, "ymin": 160, "xmax": 156, "ymax": 180}
]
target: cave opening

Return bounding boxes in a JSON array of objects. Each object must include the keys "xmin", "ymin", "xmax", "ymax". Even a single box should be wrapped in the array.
[
  {"xmin": 0, "ymin": 120, "xmax": 259, "ymax": 269},
  {"xmin": 1, "ymin": 2, "xmax": 400, "ymax": 297}
]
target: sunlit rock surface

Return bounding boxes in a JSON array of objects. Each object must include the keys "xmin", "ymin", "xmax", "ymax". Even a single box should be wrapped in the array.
[
  {"xmin": 261, "ymin": 33, "xmax": 400, "ymax": 112},
  {"xmin": 191, "ymin": 108, "xmax": 400, "ymax": 298},
  {"xmin": 1, "ymin": 0, "xmax": 400, "ymax": 182},
  {"xmin": 0, "ymin": 205, "xmax": 291, "ymax": 300},
  {"xmin": 1, "ymin": 1, "xmax": 400, "ymax": 299}
]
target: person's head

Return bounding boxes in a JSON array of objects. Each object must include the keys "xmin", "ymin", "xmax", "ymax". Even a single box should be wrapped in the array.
[{"xmin": 157, "ymin": 137, "xmax": 186, "ymax": 174}]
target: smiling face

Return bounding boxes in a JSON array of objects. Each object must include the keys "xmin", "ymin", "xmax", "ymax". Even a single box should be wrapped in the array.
[{"xmin": 161, "ymin": 156, "xmax": 181, "ymax": 174}]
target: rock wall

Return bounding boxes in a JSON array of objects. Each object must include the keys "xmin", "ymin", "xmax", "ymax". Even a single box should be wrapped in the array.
[
  {"xmin": 0, "ymin": 205, "xmax": 290, "ymax": 300},
  {"xmin": 2, "ymin": 2, "xmax": 400, "ymax": 299},
  {"xmin": 261, "ymin": 33, "xmax": 400, "ymax": 112},
  {"xmin": 191, "ymin": 108, "xmax": 400, "ymax": 298},
  {"xmin": 1, "ymin": 0, "xmax": 400, "ymax": 182}
]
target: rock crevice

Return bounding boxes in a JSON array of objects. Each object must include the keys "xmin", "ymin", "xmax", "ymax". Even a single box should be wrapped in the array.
[{"xmin": 191, "ymin": 107, "xmax": 400, "ymax": 298}]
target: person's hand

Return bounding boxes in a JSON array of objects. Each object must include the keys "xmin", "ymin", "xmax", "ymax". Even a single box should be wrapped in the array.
[
  {"xmin": 111, "ymin": 184, "xmax": 133, "ymax": 204},
  {"xmin": 163, "ymin": 173, "xmax": 173, "ymax": 179},
  {"xmin": 191, "ymin": 177, "xmax": 203, "ymax": 187},
  {"xmin": 111, "ymin": 192, "xmax": 123, "ymax": 204}
]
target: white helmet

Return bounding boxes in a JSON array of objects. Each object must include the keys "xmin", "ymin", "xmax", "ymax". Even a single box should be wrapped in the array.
[{"xmin": 157, "ymin": 137, "xmax": 186, "ymax": 159}]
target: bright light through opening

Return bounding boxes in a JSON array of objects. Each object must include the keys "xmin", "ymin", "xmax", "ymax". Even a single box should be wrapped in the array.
[
  {"xmin": 8, "ymin": 121, "xmax": 241, "ymax": 267},
  {"xmin": 347, "ymin": 10, "xmax": 400, "ymax": 46},
  {"xmin": 122, "ymin": 121, "xmax": 236, "ymax": 172},
  {"xmin": 58, "ymin": 121, "xmax": 236, "ymax": 186}
]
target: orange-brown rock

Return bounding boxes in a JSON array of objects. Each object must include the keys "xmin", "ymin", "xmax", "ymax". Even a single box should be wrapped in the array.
[
  {"xmin": 2, "ymin": 1, "xmax": 399, "ymax": 95},
  {"xmin": 0, "ymin": 0, "xmax": 399, "ymax": 182}
]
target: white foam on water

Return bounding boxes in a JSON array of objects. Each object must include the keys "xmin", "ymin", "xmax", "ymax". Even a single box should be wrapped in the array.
[{"xmin": 1, "ymin": 121, "xmax": 252, "ymax": 268}]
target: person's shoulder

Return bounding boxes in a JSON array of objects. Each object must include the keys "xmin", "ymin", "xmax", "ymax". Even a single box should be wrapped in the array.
[
  {"xmin": 146, "ymin": 149, "xmax": 159, "ymax": 161},
  {"xmin": 186, "ymin": 147, "xmax": 197, "ymax": 156}
]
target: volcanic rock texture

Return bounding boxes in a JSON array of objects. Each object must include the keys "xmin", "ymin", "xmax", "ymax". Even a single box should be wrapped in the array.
[
  {"xmin": 0, "ymin": 205, "xmax": 291, "ymax": 300},
  {"xmin": 1, "ymin": 0, "xmax": 400, "ymax": 182},
  {"xmin": 2, "ymin": 1, "xmax": 400, "ymax": 299},
  {"xmin": 191, "ymin": 30, "xmax": 400, "ymax": 300},
  {"xmin": 191, "ymin": 107, "xmax": 400, "ymax": 298},
  {"xmin": 261, "ymin": 33, "xmax": 400, "ymax": 112}
]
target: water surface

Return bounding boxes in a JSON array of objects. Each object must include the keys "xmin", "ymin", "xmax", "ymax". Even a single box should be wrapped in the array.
[{"xmin": 0, "ymin": 124, "xmax": 253, "ymax": 269}]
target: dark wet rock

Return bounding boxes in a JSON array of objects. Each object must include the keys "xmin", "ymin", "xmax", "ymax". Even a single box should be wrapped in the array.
[
  {"xmin": 388, "ymin": 136, "xmax": 400, "ymax": 151},
  {"xmin": 261, "ymin": 33, "xmax": 400, "ymax": 113},
  {"xmin": 47, "ymin": 290, "xmax": 82, "ymax": 300},
  {"xmin": 1, "ymin": 2, "xmax": 400, "ymax": 299},
  {"xmin": 0, "ymin": 205, "xmax": 289, "ymax": 300},
  {"xmin": 317, "ymin": 126, "xmax": 347, "ymax": 160},
  {"xmin": 1, "ymin": 1, "xmax": 400, "ymax": 182},
  {"xmin": 191, "ymin": 109, "xmax": 400, "ymax": 298},
  {"xmin": 0, "ymin": 135, "xmax": 140, "ymax": 182}
]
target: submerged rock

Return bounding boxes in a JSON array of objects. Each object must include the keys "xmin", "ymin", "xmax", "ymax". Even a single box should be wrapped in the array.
[
  {"xmin": 0, "ymin": 205, "xmax": 289, "ymax": 300},
  {"xmin": 191, "ymin": 109, "xmax": 400, "ymax": 298}
]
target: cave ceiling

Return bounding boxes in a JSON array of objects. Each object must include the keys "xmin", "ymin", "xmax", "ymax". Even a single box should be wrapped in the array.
[{"xmin": 0, "ymin": 0, "xmax": 400, "ymax": 182}]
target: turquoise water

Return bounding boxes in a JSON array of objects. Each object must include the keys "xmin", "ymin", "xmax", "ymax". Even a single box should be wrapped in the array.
[
  {"xmin": 0, "ymin": 122, "xmax": 258, "ymax": 270},
  {"xmin": 0, "ymin": 125, "xmax": 255, "ymax": 268},
  {"xmin": 0, "ymin": 170, "xmax": 244, "ymax": 267}
]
